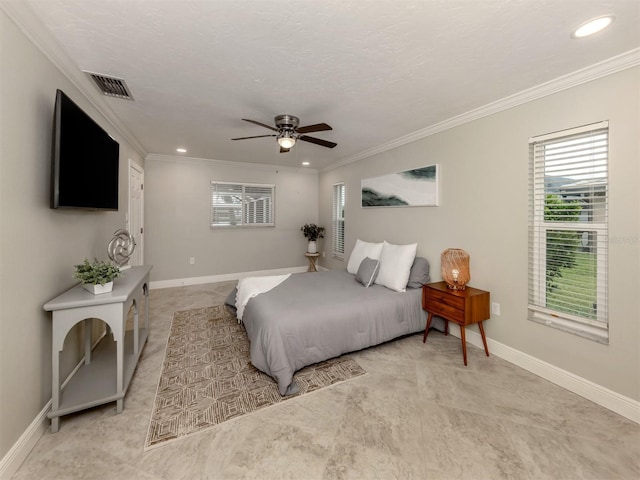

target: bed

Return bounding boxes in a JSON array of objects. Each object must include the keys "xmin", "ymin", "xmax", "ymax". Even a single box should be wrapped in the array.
[{"xmin": 227, "ymin": 242, "xmax": 445, "ymax": 395}]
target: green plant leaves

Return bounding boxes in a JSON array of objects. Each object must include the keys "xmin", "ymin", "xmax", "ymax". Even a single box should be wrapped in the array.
[
  {"xmin": 300, "ymin": 223, "xmax": 325, "ymax": 241},
  {"xmin": 73, "ymin": 258, "xmax": 121, "ymax": 285}
]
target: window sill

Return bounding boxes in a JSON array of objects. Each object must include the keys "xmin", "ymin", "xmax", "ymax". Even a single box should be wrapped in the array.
[{"xmin": 528, "ymin": 309, "xmax": 608, "ymax": 344}]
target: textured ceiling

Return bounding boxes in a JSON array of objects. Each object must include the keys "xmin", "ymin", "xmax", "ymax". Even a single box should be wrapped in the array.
[{"xmin": 14, "ymin": 0, "xmax": 640, "ymax": 169}]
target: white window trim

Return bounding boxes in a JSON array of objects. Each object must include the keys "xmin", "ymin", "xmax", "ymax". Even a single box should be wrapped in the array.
[
  {"xmin": 528, "ymin": 121, "xmax": 609, "ymax": 343},
  {"xmin": 332, "ymin": 182, "xmax": 345, "ymax": 258},
  {"xmin": 210, "ymin": 181, "xmax": 275, "ymax": 228}
]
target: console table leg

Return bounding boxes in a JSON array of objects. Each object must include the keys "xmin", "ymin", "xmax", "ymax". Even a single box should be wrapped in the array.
[
  {"xmin": 144, "ymin": 283, "xmax": 149, "ymax": 331},
  {"xmin": 133, "ymin": 301, "xmax": 139, "ymax": 356},
  {"xmin": 51, "ymin": 417, "xmax": 59, "ymax": 434},
  {"xmin": 84, "ymin": 319, "xmax": 92, "ymax": 365},
  {"xmin": 51, "ymin": 349, "xmax": 60, "ymax": 433},
  {"xmin": 116, "ymin": 337, "xmax": 124, "ymax": 413}
]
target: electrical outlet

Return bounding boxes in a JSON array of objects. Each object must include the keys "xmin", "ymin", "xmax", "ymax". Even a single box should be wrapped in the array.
[
  {"xmin": 491, "ymin": 302, "xmax": 501, "ymax": 316},
  {"xmin": 189, "ymin": 257, "xmax": 195, "ymax": 265},
  {"xmin": 322, "ymin": 251, "xmax": 326, "ymax": 258}
]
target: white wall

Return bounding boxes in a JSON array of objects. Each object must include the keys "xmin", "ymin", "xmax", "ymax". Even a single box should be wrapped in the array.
[
  {"xmin": 0, "ymin": 10, "xmax": 144, "ymax": 460},
  {"xmin": 319, "ymin": 67, "xmax": 640, "ymax": 402},
  {"xmin": 145, "ymin": 155, "xmax": 319, "ymax": 282}
]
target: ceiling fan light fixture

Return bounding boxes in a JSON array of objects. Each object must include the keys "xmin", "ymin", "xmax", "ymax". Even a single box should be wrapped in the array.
[{"xmin": 277, "ymin": 132, "xmax": 296, "ymax": 149}]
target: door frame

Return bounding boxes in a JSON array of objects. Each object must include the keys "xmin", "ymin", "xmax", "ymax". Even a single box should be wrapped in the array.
[{"xmin": 128, "ymin": 159, "xmax": 144, "ymax": 266}]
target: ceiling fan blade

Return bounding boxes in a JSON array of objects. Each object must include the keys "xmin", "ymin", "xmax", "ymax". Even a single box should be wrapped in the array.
[
  {"xmin": 242, "ymin": 118, "xmax": 278, "ymax": 131},
  {"xmin": 299, "ymin": 135, "xmax": 337, "ymax": 148},
  {"xmin": 231, "ymin": 134, "xmax": 276, "ymax": 140},
  {"xmin": 296, "ymin": 123, "xmax": 332, "ymax": 134},
  {"xmin": 280, "ymin": 146, "xmax": 290, "ymax": 153}
]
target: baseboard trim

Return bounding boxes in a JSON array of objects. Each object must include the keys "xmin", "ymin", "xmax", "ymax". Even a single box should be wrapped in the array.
[
  {"xmin": 149, "ymin": 265, "xmax": 311, "ymax": 289},
  {"xmin": 0, "ymin": 401, "xmax": 50, "ymax": 480},
  {"xmin": 0, "ymin": 333, "xmax": 108, "ymax": 479},
  {"xmin": 446, "ymin": 323, "xmax": 640, "ymax": 424}
]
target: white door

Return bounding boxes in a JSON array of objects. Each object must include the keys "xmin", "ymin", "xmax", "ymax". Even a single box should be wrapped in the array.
[{"xmin": 128, "ymin": 161, "xmax": 144, "ymax": 266}]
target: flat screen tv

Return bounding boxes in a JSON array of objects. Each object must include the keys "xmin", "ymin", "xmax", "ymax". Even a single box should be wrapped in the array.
[{"xmin": 50, "ymin": 89, "xmax": 119, "ymax": 210}]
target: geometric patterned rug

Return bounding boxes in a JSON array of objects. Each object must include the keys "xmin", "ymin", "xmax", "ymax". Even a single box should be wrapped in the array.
[{"xmin": 144, "ymin": 305, "xmax": 366, "ymax": 450}]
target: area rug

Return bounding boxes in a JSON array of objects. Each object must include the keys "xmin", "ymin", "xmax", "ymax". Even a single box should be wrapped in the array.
[{"xmin": 144, "ymin": 304, "xmax": 366, "ymax": 449}]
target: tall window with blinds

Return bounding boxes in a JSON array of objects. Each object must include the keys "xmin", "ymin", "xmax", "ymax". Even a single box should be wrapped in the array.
[
  {"xmin": 211, "ymin": 181, "xmax": 275, "ymax": 227},
  {"xmin": 528, "ymin": 121, "xmax": 608, "ymax": 343},
  {"xmin": 332, "ymin": 182, "xmax": 345, "ymax": 257}
]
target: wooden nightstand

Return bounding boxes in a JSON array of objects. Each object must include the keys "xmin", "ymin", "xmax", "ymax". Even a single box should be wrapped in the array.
[{"xmin": 422, "ymin": 281, "xmax": 491, "ymax": 366}]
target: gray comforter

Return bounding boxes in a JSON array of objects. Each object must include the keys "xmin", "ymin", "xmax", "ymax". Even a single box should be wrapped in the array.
[{"xmin": 235, "ymin": 269, "xmax": 439, "ymax": 395}]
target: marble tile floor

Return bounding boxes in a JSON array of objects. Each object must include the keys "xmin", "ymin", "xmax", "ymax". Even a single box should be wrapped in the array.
[{"xmin": 13, "ymin": 281, "xmax": 640, "ymax": 480}]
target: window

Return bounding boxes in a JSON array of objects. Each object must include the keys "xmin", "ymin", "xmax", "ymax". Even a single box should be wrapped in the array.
[
  {"xmin": 332, "ymin": 182, "xmax": 345, "ymax": 257},
  {"xmin": 211, "ymin": 181, "xmax": 274, "ymax": 227},
  {"xmin": 528, "ymin": 121, "xmax": 608, "ymax": 343}
]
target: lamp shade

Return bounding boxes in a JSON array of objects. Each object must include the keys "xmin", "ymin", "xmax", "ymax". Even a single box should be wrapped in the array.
[{"xmin": 441, "ymin": 248, "xmax": 470, "ymax": 290}]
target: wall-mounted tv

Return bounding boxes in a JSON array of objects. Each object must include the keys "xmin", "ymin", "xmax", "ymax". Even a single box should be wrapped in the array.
[{"xmin": 50, "ymin": 89, "xmax": 119, "ymax": 210}]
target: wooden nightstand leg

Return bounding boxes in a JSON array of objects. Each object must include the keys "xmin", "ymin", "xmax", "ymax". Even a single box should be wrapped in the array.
[
  {"xmin": 478, "ymin": 321, "xmax": 490, "ymax": 357},
  {"xmin": 460, "ymin": 326, "xmax": 468, "ymax": 366},
  {"xmin": 423, "ymin": 313, "xmax": 433, "ymax": 343}
]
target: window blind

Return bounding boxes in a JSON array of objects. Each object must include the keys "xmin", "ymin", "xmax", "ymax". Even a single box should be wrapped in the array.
[
  {"xmin": 332, "ymin": 182, "xmax": 345, "ymax": 257},
  {"xmin": 211, "ymin": 182, "xmax": 274, "ymax": 227},
  {"xmin": 528, "ymin": 121, "xmax": 608, "ymax": 343}
]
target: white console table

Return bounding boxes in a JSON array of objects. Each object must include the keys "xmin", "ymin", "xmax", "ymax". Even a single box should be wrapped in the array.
[{"xmin": 44, "ymin": 265, "xmax": 152, "ymax": 432}]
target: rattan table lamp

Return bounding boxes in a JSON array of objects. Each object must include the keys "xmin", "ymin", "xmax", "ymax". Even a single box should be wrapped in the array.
[{"xmin": 441, "ymin": 248, "xmax": 470, "ymax": 290}]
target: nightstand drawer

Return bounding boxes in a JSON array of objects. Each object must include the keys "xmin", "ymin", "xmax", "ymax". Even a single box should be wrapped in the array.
[
  {"xmin": 423, "ymin": 288, "xmax": 465, "ymax": 310},
  {"xmin": 423, "ymin": 298, "xmax": 464, "ymax": 323}
]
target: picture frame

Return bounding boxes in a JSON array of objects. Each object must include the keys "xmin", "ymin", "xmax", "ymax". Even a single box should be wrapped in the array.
[{"xmin": 361, "ymin": 164, "xmax": 439, "ymax": 207}]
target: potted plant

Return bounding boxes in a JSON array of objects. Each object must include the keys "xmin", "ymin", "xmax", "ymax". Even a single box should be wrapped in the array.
[
  {"xmin": 301, "ymin": 223, "xmax": 325, "ymax": 254},
  {"xmin": 74, "ymin": 258, "xmax": 121, "ymax": 294}
]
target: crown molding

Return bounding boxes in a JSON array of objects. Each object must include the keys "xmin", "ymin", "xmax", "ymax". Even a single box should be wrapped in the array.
[
  {"xmin": 4, "ymin": 1, "xmax": 637, "ymax": 174},
  {"xmin": 324, "ymin": 47, "xmax": 640, "ymax": 173},
  {"xmin": 1, "ymin": 1, "xmax": 148, "ymax": 158},
  {"xmin": 146, "ymin": 153, "xmax": 319, "ymax": 175}
]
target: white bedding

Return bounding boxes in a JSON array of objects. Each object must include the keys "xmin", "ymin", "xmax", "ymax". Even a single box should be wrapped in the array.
[{"xmin": 235, "ymin": 274, "xmax": 290, "ymax": 321}]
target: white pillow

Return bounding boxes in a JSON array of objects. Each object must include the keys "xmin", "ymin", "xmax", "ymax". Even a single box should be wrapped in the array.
[
  {"xmin": 346, "ymin": 239, "xmax": 384, "ymax": 274},
  {"xmin": 375, "ymin": 241, "xmax": 417, "ymax": 292}
]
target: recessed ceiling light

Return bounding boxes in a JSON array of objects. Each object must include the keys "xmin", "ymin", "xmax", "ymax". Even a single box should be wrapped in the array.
[
  {"xmin": 176, "ymin": 147, "xmax": 187, "ymax": 153},
  {"xmin": 572, "ymin": 15, "xmax": 615, "ymax": 39},
  {"xmin": 302, "ymin": 161, "xmax": 310, "ymax": 166}
]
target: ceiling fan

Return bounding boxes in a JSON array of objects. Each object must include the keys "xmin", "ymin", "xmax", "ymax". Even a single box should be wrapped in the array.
[{"xmin": 231, "ymin": 115, "xmax": 337, "ymax": 153}]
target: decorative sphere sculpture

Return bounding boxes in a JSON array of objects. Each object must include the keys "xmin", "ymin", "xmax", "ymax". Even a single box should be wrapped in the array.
[{"xmin": 108, "ymin": 229, "xmax": 136, "ymax": 267}]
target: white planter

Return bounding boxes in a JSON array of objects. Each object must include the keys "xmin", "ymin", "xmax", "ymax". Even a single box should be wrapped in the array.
[
  {"xmin": 307, "ymin": 240, "xmax": 317, "ymax": 254},
  {"xmin": 82, "ymin": 281, "xmax": 113, "ymax": 295}
]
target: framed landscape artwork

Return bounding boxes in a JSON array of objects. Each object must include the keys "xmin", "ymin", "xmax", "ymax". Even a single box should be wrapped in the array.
[{"xmin": 361, "ymin": 164, "xmax": 439, "ymax": 207}]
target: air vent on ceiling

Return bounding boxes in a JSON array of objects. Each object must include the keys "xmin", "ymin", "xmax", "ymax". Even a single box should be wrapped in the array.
[{"xmin": 84, "ymin": 71, "xmax": 134, "ymax": 100}]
